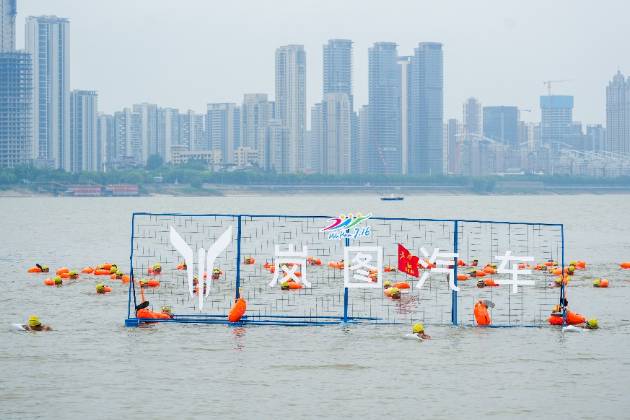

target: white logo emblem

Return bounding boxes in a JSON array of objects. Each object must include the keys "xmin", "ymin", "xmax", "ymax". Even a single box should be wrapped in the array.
[{"xmin": 170, "ymin": 225, "xmax": 232, "ymax": 310}]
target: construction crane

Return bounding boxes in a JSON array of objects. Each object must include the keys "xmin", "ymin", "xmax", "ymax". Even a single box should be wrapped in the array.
[{"xmin": 543, "ymin": 80, "xmax": 570, "ymax": 96}]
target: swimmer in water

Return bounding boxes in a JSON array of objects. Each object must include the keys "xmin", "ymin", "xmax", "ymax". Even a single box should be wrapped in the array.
[
  {"xmin": 412, "ymin": 323, "xmax": 431, "ymax": 340},
  {"xmin": 161, "ymin": 306, "xmax": 174, "ymax": 319},
  {"xmin": 579, "ymin": 319, "xmax": 599, "ymax": 329},
  {"xmin": 22, "ymin": 315, "xmax": 52, "ymax": 331}
]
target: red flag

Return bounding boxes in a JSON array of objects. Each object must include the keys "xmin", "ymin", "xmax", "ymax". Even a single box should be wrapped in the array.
[{"xmin": 398, "ymin": 244, "xmax": 419, "ymax": 278}]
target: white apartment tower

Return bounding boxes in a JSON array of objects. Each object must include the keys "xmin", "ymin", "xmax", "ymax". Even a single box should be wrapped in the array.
[
  {"xmin": 26, "ymin": 16, "xmax": 70, "ymax": 169},
  {"xmin": 275, "ymin": 45, "xmax": 306, "ymax": 173}
]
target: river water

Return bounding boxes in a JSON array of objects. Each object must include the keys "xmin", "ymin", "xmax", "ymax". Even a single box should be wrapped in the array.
[{"xmin": 1, "ymin": 194, "xmax": 629, "ymax": 419}]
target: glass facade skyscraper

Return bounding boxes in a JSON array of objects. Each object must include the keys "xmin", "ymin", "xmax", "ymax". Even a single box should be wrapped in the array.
[
  {"xmin": 275, "ymin": 45, "xmax": 306, "ymax": 173},
  {"xmin": 483, "ymin": 106, "xmax": 518, "ymax": 146},
  {"xmin": 0, "ymin": 51, "xmax": 32, "ymax": 168},
  {"xmin": 368, "ymin": 42, "xmax": 400, "ymax": 175},
  {"xmin": 26, "ymin": 16, "xmax": 70, "ymax": 169},
  {"xmin": 408, "ymin": 42, "xmax": 443, "ymax": 175}
]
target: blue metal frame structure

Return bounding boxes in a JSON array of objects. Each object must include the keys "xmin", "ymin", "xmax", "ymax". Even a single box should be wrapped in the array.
[{"xmin": 125, "ymin": 212, "xmax": 565, "ymax": 327}]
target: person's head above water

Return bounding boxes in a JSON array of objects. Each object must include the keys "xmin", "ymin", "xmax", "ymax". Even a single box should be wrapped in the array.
[
  {"xmin": 161, "ymin": 305, "xmax": 172, "ymax": 315},
  {"xmin": 412, "ymin": 323, "xmax": 424, "ymax": 334},
  {"xmin": 28, "ymin": 315, "xmax": 41, "ymax": 328},
  {"xmin": 586, "ymin": 319, "xmax": 599, "ymax": 329}
]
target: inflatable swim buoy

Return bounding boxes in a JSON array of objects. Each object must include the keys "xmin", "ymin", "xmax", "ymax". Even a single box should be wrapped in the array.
[
  {"xmin": 28, "ymin": 265, "xmax": 45, "ymax": 273},
  {"xmin": 474, "ymin": 301, "xmax": 491, "ymax": 326},
  {"xmin": 619, "ymin": 262, "xmax": 630, "ymax": 269},
  {"xmin": 593, "ymin": 279, "xmax": 609, "ymax": 288},
  {"xmin": 457, "ymin": 274, "xmax": 470, "ymax": 281},
  {"xmin": 482, "ymin": 278, "xmax": 498, "ymax": 287},
  {"xmin": 56, "ymin": 267, "xmax": 69, "ymax": 275},
  {"xmin": 394, "ymin": 282, "xmax": 410, "ymax": 289},
  {"xmin": 228, "ymin": 298, "xmax": 247, "ymax": 322},
  {"xmin": 81, "ymin": 266, "xmax": 94, "ymax": 274},
  {"xmin": 44, "ymin": 278, "xmax": 55, "ymax": 286},
  {"xmin": 140, "ymin": 279, "xmax": 160, "ymax": 288},
  {"xmin": 244, "ymin": 256, "xmax": 255, "ymax": 265},
  {"xmin": 548, "ymin": 310, "xmax": 586, "ymax": 326}
]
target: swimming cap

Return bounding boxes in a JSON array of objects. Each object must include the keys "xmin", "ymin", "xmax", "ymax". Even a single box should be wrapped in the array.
[
  {"xmin": 96, "ymin": 283, "xmax": 105, "ymax": 293},
  {"xmin": 161, "ymin": 305, "xmax": 172, "ymax": 314},
  {"xmin": 413, "ymin": 323, "xmax": 424, "ymax": 334},
  {"xmin": 586, "ymin": 319, "xmax": 599, "ymax": 329},
  {"xmin": 54, "ymin": 277, "xmax": 62, "ymax": 285},
  {"xmin": 28, "ymin": 315, "xmax": 41, "ymax": 327}
]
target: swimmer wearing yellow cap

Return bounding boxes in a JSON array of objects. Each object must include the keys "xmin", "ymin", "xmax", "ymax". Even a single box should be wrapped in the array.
[
  {"xmin": 23, "ymin": 315, "xmax": 52, "ymax": 331},
  {"xmin": 412, "ymin": 323, "xmax": 431, "ymax": 340}
]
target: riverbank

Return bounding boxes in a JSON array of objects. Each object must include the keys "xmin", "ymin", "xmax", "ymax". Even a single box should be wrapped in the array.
[{"xmin": 2, "ymin": 182, "xmax": 630, "ymax": 197}]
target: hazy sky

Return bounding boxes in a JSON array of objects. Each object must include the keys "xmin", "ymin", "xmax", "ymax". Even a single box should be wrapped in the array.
[{"xmin": 16, "ymin": 0, "xmax": 630, "ymax": 124}]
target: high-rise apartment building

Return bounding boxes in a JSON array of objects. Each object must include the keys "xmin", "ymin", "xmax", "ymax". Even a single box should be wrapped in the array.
[
  {"xmin": 1, "ymin": 0, "xmax": 16, "ymax": 51},
  {"xmin": 605, "ymin": 71, "xmax": 630, "ymax": 155},
  {"xmin": 157, "ymin": 107, "xmax": 179, "ymax": 163},
  {"xmin": 132, "ymin": 103, "xmax": 159, "ymax": 164},
  {"xmin": 0, "ymin": 51, "xmax": 32, "ymax": 167},
  {"xmin": 25, "ymin": 16, "xmax": 70, "ymax": 169},
  {"xmin": 241, "ymin": 94, "xmax": 273, "ymax": 166},
  {"xmin": 446, "ymin": 118, "xmax": 459, "ymax": 174},
  {"xmin": 97, "ymin": 113, "xmax": 114, "ymax": 170},
  {"xmin": 540, "ymin": 95, "xmax": 573, "ymax": 148},
  {"xmin": 483, "ymin": 106, "xmax": 518, "ymax": 146},
  {"xmin": 408, "ymin": 42, "xmax": 444, "ymax": 175},
  {"xmin": 275, "ymin": 45, "xmax": 306, "ymax": 173},
  {"xmin": 179, "ymin": 110, "xmax": 204, "ymax": 152},
  {"xmin": 323, "ymin": 39, "xmax": 353, "ymax": 108},
  {"xmin": 206, "ymin": 103, "xmax": 240, "ymax": 165},
  {"xmin": 368, "ymin": 42, "xmax": 400, "ymax": 175},
  {"xmin": 319, "ymin": 93, "xmax": 352, "ymax": 175},
  {"xmin": 69, "ymin": 90, "xmax": 98, "ymax": 172},
  {"xmin": 264, "ymin": 119, "xmax": 289, "ymax": 173},
  {"xmin": 113, "ymin": 108, "xmax": 142, "ymax": 167},
  {"xmin": 463, "ymin": 97, "xmax": 482, "ymax": 138}
]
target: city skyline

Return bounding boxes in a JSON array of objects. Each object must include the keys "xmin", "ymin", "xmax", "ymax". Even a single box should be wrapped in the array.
[{"xmin": 13, "ymin": 0, "xmax": 630, "ymax": 124}]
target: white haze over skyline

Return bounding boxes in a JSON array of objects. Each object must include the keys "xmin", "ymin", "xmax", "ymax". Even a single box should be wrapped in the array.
[{"xmin": 15, "ymin": 0, "xmax": 630, "ymax": 124}]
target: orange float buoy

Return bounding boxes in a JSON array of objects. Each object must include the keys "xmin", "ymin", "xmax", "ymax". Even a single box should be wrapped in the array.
[
  {"xmin": 93, "ymin": 269, "xmax": 110, "ymax": 276},
  {"xmin": 593, "ymin": 279, "xmax": 609, "ymax": 288},
  {"xmin": 121, "ymin": 275, "xmax": 130, "ymax": 283},
  {"xmin": 394, "ymin": 282, "xmax": 410, "ymax": 289},
  {"xmin": 576, "ymin": 261, "xmax": 586, "ymax": 269},
  {"xmin": 619, "ymin": 262, "xmax": 630, "ymax": 269},
  {"xmin": 28, "ymin": 266, "xmax": 43, "ymax": 273},
  {"xmin": 548, "ymin": 310, "xmax": 586, "ymax": 326},
  {"xmin": 140, "ymin": 279, "xmax": 160, "ymax": 288},
  {"xmin": 483, "ymin": 266, "xmax": 496, "ymax": 275},
  {"xmin": 481, "ymin": 278, "xmax": 498, "ymax": 287},
  {"xmin": 474, "ymin": 301, "xmax": 491, "ymax": 326},
  {"xmin": 56, "ymin": 267, "xmax": 69, "ymax": 275},
  {"xmin": 473, "ymin": 270, "xmax": 486, "ymax": 278},
  {"xmin": 457, "ymin": 273, "xmax": 470, "ymax": 281},
  {"xmin": 457, "ymin": 259, "xmax": 467, "ymax": 267},
  {"xmin": 228, "ymin": 298, "xmax": 247, "ymax": 322},
  {"xmin": 44, "ymin": 278, "xmax": 55, "ymax": 286},
  {"xmin": 81, "ymin": 266, "xmax": 94, "ymax": 274},
  {"xmin": 244, "ymin": 257, "xmax": 255, "ymax": 265}
]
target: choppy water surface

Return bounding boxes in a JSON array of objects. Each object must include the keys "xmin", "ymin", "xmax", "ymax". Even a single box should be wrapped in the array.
[{"xmin": 1, "ymin": 194, "xmax": 630, "ymax": 419}]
